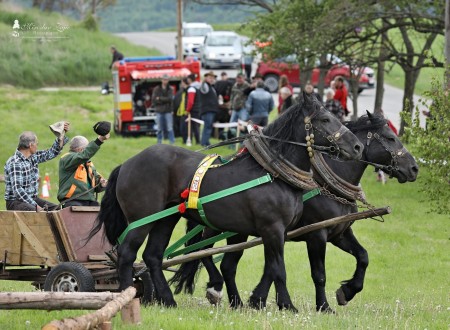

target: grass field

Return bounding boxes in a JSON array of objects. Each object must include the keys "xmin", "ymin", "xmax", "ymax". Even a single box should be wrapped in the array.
[{"xmin": 0, "ymin": 87, "xmax": 448, "ymax": 329}]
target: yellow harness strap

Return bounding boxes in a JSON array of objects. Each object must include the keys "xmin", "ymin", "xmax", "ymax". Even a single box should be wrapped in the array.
[{"xmin": 187, "ymin": 154, "xmax": 219, "ymax": 209}]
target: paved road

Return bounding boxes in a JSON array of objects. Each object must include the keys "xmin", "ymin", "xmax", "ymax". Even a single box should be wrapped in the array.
[{"xmin": 117, "ymin": 31, "xmax": 427, "ymax": 129}]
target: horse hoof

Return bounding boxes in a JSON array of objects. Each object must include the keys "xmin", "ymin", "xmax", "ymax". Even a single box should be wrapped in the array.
[
  {"xmin": 278, "ymin": 303, "xmax": 298, "ymax": 313},
  {"xmin": 206, "ymin": 287, "xmax": 223, "ymax": 305},
  {"xmin": 336, "ymin": 287, "xmax": 348, "ymax": 306},
  {"xmin": 317, "ymin": 305, "xmax": 335, "ymax": 314},
  {"xmin": 249, "ymin": 296, "xmax": 266, "ymax": 310}
]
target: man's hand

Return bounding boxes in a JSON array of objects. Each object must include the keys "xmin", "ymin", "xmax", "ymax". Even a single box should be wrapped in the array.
[
  {"xmin": 36, "ymin": 205, "xmax": 43, "ymax": 212},
  {"xmin": 98, "ymin": 133, "xmax": 110, "ymax": 142},
  {"xmin": 63, "ymin": 122, "xmax": 70, "ymax": 132},
  {"xmin": 100, "ymin": 178, "xmax": 108, "ymax": 188}
]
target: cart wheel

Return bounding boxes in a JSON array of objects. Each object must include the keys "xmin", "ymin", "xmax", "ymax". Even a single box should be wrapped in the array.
[
  {"xmin": 44, "ymin": 262, "xmax": 95, "ymax": 292},
  {"xmin": 135, "ymin": 271, "xmax": 155, "ymax": 305}
]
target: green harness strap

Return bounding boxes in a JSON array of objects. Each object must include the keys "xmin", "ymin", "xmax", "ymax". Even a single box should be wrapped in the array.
[
  {"xmin": 117, "ymin": 174, "xmax": 273, "ymax": 244},
  {"xmin": 163, "ymin": 187, "xmax": 322, "ymax": 259}
]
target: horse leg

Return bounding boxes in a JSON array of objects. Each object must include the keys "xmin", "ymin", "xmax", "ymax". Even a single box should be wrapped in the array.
[
  {"xmin": 202, "ymin": 255, "xmax": 224, "ymax": 305},
  {"xmin": 142, "ymin": 215, "xmax": 179, "ymax": 307},
  {"xmin": 331, "ymin": 228, "xmax": 368, "ymax": 306},
  {"xmin": 117, "ymin": 229, "xmax": 150, "ymax": 291},
  {"xmin": 250, "ymin": 229, "xmax": 297, "ymax": 312},
  {"xmin": 220, "ymin": 234, "xmax": 249, "ymax": 308},
  {"xmin": 305, "ymin": 231, "xmax": 334, "ymax": 313}
]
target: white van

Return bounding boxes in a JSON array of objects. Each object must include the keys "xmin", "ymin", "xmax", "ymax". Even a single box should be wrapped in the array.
[
  {"xmin": 200, "ymin": 31, "xmax": 243, "ymax": 69},
  {"xmin": 176, "ymin": 22, "xmax": 213, "ymax": 58}
]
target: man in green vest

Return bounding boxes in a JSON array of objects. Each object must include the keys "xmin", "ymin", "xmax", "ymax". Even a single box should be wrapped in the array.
[{"xmin": 57, "ymin": 132, "xmax": 109, "ymax": 208}]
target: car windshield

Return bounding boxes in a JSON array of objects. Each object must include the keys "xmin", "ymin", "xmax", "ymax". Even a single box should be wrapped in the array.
[
  {"xmin": 184, "ymin": 28, "xmax": 212, "ymax": 37},
  {"xmin": 206, "ymin": 36, "xmax": 238, "ymax": 47}
]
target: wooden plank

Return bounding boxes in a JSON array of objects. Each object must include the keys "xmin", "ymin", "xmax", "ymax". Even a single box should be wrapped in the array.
[
  {"xmin": 13, "ymin": 212, "xmax": 58, "ymax": 267},
  {"xmin": 51, "ymin": 211, "xmax": 76, "ymax": 261},
  {"xmin": 70, "ymin": 206, "xmax": 100, "ymax": 212},
  {"xmin": 88, "ymin": 255, "xmax": 109, "ymax": 261}
]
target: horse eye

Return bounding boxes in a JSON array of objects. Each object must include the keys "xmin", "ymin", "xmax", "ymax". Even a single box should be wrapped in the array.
[{"xmin": 322, "ymin": 118, "xmax": 330, "ymax": 123}]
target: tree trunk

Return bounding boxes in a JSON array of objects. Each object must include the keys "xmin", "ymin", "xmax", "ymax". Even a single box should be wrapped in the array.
[
  {"xmin": 399, "ymin": 69, "xmax": 418, "ymax": 136},
  {"xmin": 446, "ymin": 0, "xmax": 450, "ymax": 89},
  {"xmin": 374, "ymin": 20, "xmax": 389, "ymax": 113},
  {"xmin": 350, "ymin": 79, "xmax": 359, "ymax": 121},
  {"xmin": 43, "ymin": 0, "xmax": 55, "ymax": 11}
]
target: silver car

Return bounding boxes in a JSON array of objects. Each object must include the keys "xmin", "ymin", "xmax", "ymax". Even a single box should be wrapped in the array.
[{"xmin": 200, "ymin": 31, "xmax": 242, "ymax": 69}]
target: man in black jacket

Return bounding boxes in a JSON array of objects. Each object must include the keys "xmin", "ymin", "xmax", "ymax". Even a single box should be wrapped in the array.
[
  {"xmin": 199, "ymin": 71, "xmax": 219, "ymax": 146},
  {"xmin": 109, "ymin": 46, "xmax": 124, "ymax": 69}
]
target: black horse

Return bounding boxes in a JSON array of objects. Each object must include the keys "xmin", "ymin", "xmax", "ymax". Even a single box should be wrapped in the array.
[
  {"xmin": 169, "ymin": 112, "xmax": 419, "ymax": 312},
  {"xmin": 89, "ymin": 92, "xmax": 363, "ymax": 312}
]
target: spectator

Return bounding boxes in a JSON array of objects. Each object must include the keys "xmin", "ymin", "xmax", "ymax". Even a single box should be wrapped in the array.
[
  {"xmin": 173, "ymin": 78, "xmax": 189, "ymax": 144},
  {"xmin": 242, "ymin": 45, "xmax": 254, "ymax": 80},
  {"xmin": 279, "ymin": 86, "xmax": 295, "ymax": 114},
  {"xmin": 4, "ymin": 123, "xmax": 70, "ymax": 211},
  {"xmin": 324, "ymin": 89, "xmax": 345, "ymax": 122},
  {"xmin": 333, "ymin": 76, "xmax": 349, "ymax": 117},
  {"xmin": 214, "ymin": 72, "xmax": 233, "ymax": 125},
  {"xmin": 152, "ymin": 74, "xmax": 175, "ymax": 144},
  {"xmin": 230, "ymin": 73, "xmax": 250, "ymax": 123},
  {"xmin": 304, "ymin": 82, "xmax": 322, "ymax": 103},
  {"xmin": 278, "ymin": 75, "xmax": 293, "ymax": 113},
  {"xmin": 186, "ymin": 74, "xmax": 201, "ymax": 144},
  {"xmin": 58, "ymin": 133, "xmax": 109, "ymax": 208},
  {"xmin": 244, "ymin": 72, "xmax": 270, "ymax": 96},
  {"xmin": 109, "ymin": 46, "xmax": 124, "ymax": 69},
  {"xmin": 199, "ymin": 71, "xmax": 219, "ymax": 146},
  {"xmin": 246, "ymin": 80, "xmax": 274, "ymax": 127}
]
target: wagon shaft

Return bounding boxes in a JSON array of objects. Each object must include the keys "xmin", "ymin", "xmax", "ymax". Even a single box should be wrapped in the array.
[{"xmin": 162, "ymin": 206, "xmax": 391, "ymax": 268}]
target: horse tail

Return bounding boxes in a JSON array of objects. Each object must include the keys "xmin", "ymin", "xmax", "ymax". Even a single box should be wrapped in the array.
[
  {"xmin": 168, "ymin": 219, "xmax": 205, "ymax": 294},
  {"xmin": 86, "ymin": 165, "xmax": 126, "ymax": 246}
]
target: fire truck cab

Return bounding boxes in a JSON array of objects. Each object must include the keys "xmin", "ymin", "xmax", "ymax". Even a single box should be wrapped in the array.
[{"xmin": 111, "ymin": 56, "xmax": 201, "ymax": 135}]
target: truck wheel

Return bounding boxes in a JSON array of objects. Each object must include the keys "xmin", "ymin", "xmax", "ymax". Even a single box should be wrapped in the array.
[
  {"xmin": 264, "ymin": 74, "xmax": 279, "ymax": 93},
  {"xmin": 44, "ymin": 262, "xmax": 95, "ymax": 292},
  {"xmin": 135, "ymin": 271, "xmax": 155, "ymax": 305}
]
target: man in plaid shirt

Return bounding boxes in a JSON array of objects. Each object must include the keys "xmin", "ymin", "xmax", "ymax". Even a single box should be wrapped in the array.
[{"xmin": 4, "ymin": 123, "xmax": 69, "ymax": 211}]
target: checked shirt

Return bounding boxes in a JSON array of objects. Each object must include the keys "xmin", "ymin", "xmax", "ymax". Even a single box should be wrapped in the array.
[{"xmin": 4, "ymin": 138, "xmax": 67, "ymax": 206}]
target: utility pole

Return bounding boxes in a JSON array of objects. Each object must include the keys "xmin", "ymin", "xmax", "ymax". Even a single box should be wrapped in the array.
[
  {"xmin": 445, "ymin": 0, "xmax": 450, "ymax": 89},
  {"xmin": 177, "ymin": 0, "xmax": 183, "ymax": 61}
]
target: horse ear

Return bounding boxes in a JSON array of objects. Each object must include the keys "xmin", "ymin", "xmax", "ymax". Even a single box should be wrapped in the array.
[{"xmin": 366, "ymin": 110, "xmax": 372, "ymax": 118}]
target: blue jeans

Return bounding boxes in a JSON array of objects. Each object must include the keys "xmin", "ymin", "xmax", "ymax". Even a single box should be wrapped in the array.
[
  {"xmin": 201, "ymin": 112, "xmax": 216, "ymax": 146},
  {"xmin": 156, "ymin": 112, "xmax": 175, "ymax": 144},
  {"xmin": 230, "ymin": 108, "xmax": 248, "ymax": 123}
]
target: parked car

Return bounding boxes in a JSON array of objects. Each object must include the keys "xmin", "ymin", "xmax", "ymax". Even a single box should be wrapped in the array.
[
  {"xmin": 175, "ymin": 22, "xmax": 213, "ymax": 58},
  {"xmin": 200, "ymin": 31, "xmax": 243, "ymax": 69},
  {"xmin": 256, "ymin": 54, "xmax": 375, "ymax": 93}
]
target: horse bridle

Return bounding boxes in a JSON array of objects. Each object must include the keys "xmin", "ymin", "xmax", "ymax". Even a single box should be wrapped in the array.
[
  {"xmin": 360, "ymin": 126, "xmax": 408, "ymax": 177},
  {"xmin": 303, "ymin": 105, "xmax": 354, "ymax": 159}
]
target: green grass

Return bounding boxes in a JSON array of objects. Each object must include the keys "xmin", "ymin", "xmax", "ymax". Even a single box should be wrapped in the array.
[
  {"xmin": 0, "ymin": 86, "xmax": 448, "ymax": 329},
  {"xmin": 0, "ymin": 4, "xmax": 159, "ymax": 88}
]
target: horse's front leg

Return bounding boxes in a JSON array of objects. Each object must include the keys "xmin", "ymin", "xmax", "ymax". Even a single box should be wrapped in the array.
[
  {"xmin": 118, "ymin": 229, "xmax": 150, "ymax": 291},
  {"xmin": 250, "ymin": 227, "xmax": 297, "ymax": 313},
  {"xmin": 305, "ymin": 230, "xmax": 334, "ymax": 313},
  {"xmin": 331, "ymin": 228, "xmax": 368, "ymax": 306},
  {"xmin": 143, "ymin": 216, "xmax": 179, "ymax": 307},
  {"xmin": 220, "ymin": 234, "xmax": 248, "ymax": 308}
]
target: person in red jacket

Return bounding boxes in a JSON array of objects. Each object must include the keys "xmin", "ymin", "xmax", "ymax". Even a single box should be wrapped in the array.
[{"xmin": 333, "ymin": 76, "xmax": 349, "ymax": 117}]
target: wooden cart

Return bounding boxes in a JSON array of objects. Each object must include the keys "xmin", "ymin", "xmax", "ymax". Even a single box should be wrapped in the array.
[{"xmin": 0, "ymin": 206, "xmax": 151, "ymax": 295}]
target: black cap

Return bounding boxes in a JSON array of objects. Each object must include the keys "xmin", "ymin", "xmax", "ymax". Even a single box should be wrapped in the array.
[{"xmin": 93, "ymin": 121, "xmax": 111, "ymax": 136}]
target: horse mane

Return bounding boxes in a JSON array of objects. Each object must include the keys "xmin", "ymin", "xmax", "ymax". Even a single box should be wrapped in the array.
[
  {"xmin": 263, "ymin": 92, "xmax": 319, "ymax": 156},
  {"xmin": 345, "ymin": 113, "xmax": 387, "ymax": 133}
]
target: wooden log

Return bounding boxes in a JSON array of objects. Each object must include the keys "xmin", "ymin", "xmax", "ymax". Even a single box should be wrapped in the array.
[
  {"xmin": 121, "ymin": 298, "xmax": 141, "ymax": 325},
  {"xmin": 42, "ymin": 286, "xmax": 136, "ymax": 330},
  {"xmin": 0, "ymin": 291, "xmax": 122, "ymax": 310},
  {"xmin": 162, "ymin": 206, "xmax": 391, "ymax": 268}
]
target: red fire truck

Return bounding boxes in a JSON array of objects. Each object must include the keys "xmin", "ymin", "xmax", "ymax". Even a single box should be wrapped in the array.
[{"xmin": 110, "ymin": 56, "xmax": 201, "ymax": 135}]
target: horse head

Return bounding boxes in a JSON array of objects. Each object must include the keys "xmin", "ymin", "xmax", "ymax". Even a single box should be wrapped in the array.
[
  {"xmin": 348, "ymin": 111, "xmax": 419, "ymax": 183},
  {"xmin": 266, "ymin": 91, "xmax": 362, "ymax": 164}
]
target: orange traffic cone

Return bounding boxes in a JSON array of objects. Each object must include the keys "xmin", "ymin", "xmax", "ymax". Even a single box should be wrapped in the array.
[
  {"xmin": 41, "ymin": 179, "xmax": 50, "ymax": 198},
  {"xmin": 45, "ymin": 172, "xmax": 51, "ymax": 190}
]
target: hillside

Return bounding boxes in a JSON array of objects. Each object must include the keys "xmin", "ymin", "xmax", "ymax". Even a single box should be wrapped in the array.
[{"xmin": 0, "ymin": 3, "xmax": 160, "ymax": 88}]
